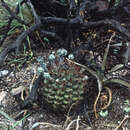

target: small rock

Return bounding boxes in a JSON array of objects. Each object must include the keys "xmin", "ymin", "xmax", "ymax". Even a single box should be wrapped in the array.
[
  {"xmin": 10, "ymin": 86, "xmax": 25, "ymax": 96},
  {"xmin": 0, "ymin": 91, "xmax": 17, "ymax": 108},
  {"xmin": 0, "ymin": 70, "xmax": 9, "ymax": 77},
  {"xmin": 0, "ymin": 91, "xmax": 7, "ymax": 106}
]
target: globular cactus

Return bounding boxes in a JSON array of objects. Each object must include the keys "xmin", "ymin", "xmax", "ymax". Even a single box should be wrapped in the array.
[{"xmin": 37, "ymin": 49, "xmax": 88, "ymax": 111}]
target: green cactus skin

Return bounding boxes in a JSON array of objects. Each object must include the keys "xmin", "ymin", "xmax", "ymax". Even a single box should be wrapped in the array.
[{"xmin": 39, "ymin": 52, "xmax": 88, "ymax": 112}]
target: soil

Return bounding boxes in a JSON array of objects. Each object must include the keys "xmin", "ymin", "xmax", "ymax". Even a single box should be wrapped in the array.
[{"xmin": 0, "ymin": 48, "xmax": 130, "ymax": 130}]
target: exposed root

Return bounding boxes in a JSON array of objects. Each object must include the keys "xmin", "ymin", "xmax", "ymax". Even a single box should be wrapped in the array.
[
  {"xmin": 94, "ymin": 86, "xmax": 112, "ymax": 119},
  {"xmin": 94, "ymin": 90, "xmax": 101, "ymax": 119},
  {"xmin": 101, "ymin": 86, "xmax": 112, "ymax": 110}
]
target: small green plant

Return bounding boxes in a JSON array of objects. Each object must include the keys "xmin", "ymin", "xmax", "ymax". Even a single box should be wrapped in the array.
[
  {"xmin": 99, "ymin": 110, "xmax": 108, "ymax": 117},
  {"xmin": 43, "ymin": 37, "xmax": 49, "ymax": 43},
  {"xmin": 123, "ymin": 100, "xmax": 130, "ymax": 113}
]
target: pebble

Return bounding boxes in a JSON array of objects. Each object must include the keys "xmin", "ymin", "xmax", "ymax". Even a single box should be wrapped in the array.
[
  {"xmin": 0, "ymin": 91, "xmax": 7, "ymax": 106},
  {"xmin": 10, "ymin": 86, "xmax": 25, "ymax": 96},
  {"xmin": 0, "ymin": 70, "xmax": 9, "ymax": 77}
]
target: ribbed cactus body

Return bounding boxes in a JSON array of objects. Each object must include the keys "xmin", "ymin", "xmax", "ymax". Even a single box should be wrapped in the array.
[{"xmin": 38, "ymin": 49, "xmax": 88, "ymax": 111}]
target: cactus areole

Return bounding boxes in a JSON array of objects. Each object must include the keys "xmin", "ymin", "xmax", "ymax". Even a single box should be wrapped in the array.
[{"xmin": 37, "ymin": 49, "xmax": 89, "ymax": 112}]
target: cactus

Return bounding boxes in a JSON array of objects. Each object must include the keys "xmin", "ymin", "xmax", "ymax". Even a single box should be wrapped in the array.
[{"xmin": 37, "ymin": 49, "xmax": 88, "ymax": 111}]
